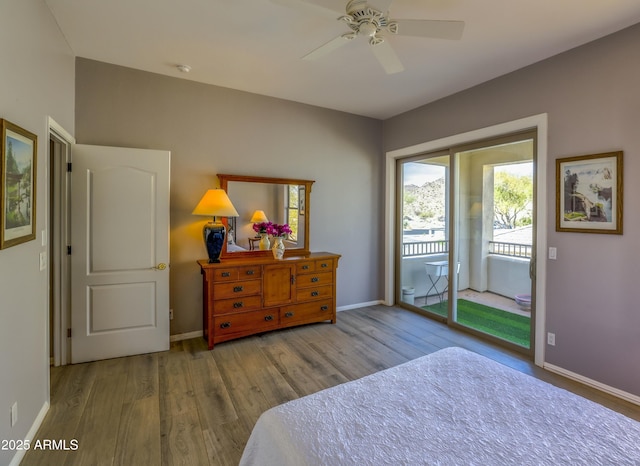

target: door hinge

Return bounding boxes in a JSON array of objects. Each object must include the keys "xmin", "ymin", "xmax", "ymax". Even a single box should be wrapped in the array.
[
  {"xmin": 67, "ymin": 245, "xmax": 71, "ymax": 255},
  {"xmin": 67, "ymin": 162, "xmax": 72, "ymax": 172},
  {"xmin": 67, "ymin": 328, "xmax": 72, "ymax": 338}
]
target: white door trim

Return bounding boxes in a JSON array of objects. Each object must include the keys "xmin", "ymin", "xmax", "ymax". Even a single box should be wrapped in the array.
[
  {"xmin": 47, "ymin": 116, "xmax": 75, "ymax": 368},
  {"xmin": 384, "ymin": 114, "xmax": 548, "ymax": 367}
]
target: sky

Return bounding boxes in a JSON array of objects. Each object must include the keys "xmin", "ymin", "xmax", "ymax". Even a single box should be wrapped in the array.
[{"xmin": 404, "ymin": 161, "xmax": 533, "ymax": 186}]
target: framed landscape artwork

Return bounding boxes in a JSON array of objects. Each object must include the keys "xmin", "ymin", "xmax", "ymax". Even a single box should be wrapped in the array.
[
  {"xmin": 556, "ymin": 151, "xmax": 622, "ymax": 234},
  {"xmin": 1, "ymin": 119, "xmax": 38, "ymax": 249}
]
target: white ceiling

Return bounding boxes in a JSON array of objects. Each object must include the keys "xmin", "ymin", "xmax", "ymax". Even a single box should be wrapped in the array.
[{"xmin": 45, "ymin": 0, "xmax": 640, "ymax": 119}]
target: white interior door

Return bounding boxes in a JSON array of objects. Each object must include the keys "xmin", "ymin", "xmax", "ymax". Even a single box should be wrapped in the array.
[{"xmin": 71, "ymin": 144, "xmax": 170, "ymax": 363}]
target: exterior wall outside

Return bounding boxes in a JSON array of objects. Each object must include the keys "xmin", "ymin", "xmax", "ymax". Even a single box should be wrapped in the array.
[
  {"xmin": 384, "ymin": 22, "xmax": 640, "ymax": 396},
  {"xmin": 75, "ymin": 58, "xmax": 384, "ymax": 335},
  {"xmin": 487, "ymin": 256, "xmax": 530, "ymax": 300},
  {"xmin": 401, "ymin": 254, "xmax": 450, "ymax": 299},
  {"xmin": 401, "ymin": 254, "xmax": 529, "ymax": 302},
  {"xmin": 0, "ymin": 1, "xmax": 75, "ymax": 464}
]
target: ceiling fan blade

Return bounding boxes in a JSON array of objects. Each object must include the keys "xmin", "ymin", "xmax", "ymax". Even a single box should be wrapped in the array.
[
  {"xmin": 303, "ymin": 35, "xmax": 352, "ymax": 61},
  {"xmin": 393, "ymin": 19, "xmax": 465, "ymax": 40},
  {"xmin": 270, "ymin": 0, "xmax": 343, "ymax": 18},
  {"xmin": 367, "ymin": 0, "xmax": 394, "ymax": 13},
  {"xmin": 371, "ymin": 40, "xmax": 404, "ymax": 74}
]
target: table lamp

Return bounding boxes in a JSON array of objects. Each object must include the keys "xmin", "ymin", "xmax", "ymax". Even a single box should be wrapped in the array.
[
  {"xmin": 192, "ymin": 189, "xmax": 239, "ymax": 263},
  {"xmin": 250, "ymin": 210, "xmax": 269, "ymax": 223}
]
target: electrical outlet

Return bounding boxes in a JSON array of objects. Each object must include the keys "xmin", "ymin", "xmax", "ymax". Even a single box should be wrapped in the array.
[
  {"xmin": 169, "ymin": 309, "xmax": 174, "ymax": 320},
  {"xmin": 11, "ymin": 402, "xmax": 17, "ymax": 427},
  {"xmin": 547, "ymin": 332, "xmax": 556, "ymax": 346}
]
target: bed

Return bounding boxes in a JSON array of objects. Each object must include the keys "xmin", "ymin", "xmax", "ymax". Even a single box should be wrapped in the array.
[{"xmin": 240, "ymin": 347, "xmax": 640, "ymax": 465}]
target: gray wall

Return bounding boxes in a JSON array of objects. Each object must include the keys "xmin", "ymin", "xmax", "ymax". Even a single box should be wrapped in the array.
[
  {"xmin": 75, "ymin": 58, "xmax": 384, "ymax": 335},
  {"xmin": 384, "ymin": 23, "xmax": 640, "ymax": 396},
  {"xmin": 0, "ymin": 1, "xmax": 75, "ymax": 463}
]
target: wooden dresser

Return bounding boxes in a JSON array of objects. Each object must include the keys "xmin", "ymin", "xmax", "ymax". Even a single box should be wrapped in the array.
[{"xmin": 198, "ymin": 252, "xmax": 340, "ymax": 349}]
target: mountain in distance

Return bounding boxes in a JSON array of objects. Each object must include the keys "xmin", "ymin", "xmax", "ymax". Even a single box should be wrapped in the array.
[{"xmin": 403, "ymin": 177, "xmax": 446, "ymax": 230}]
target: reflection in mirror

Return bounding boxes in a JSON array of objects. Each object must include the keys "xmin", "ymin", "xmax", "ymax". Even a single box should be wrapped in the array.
[
  {"xmin": 226, "ymin": 182, "xmax": 305, "ymax": 251},
  {"xmin": 218, "ymin": 174, "xmax": 314, "ymax": 258}
]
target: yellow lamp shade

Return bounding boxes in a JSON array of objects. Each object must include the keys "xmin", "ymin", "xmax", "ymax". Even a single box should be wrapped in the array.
[
  {"xmin": 250, "ymin": 210, "xmax": 269, "ymax": 223},
  {"xmin": 192, "ymin": 189, "xmax": 239, "ymax": 218}
]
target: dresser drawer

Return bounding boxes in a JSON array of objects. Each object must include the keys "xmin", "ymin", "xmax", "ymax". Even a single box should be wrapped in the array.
[
  {"xmin": 212, "ymin": 295, "xmax": 262, "ymax": 315},
  {"xmin": 296, "ymin": 261, "xmax": 315, "ymax": 274},
  {"xmin": 313, "ymin": 258, "xmax": 334, "ymax": 272},
  {"xmin": 295, "ymin": 284, "xmax": 333, "ymax": 302},
  {"xmin": 211, "ymin": 266, "xmax": 262, "ymax": 282},
  {"xmin": 296, "ymin": 259, "xmax": 334, "ymax": 275},
  {"xmin": 214, "ymin": 310, "xmax": 279, "ymax": 339},
  {"xmin": 213, "ymin": 279, "xmax": 261, "ymax": 299},
  {"xmin": 281, "ymin": 300, "xmax": 333, "ymax": 327},
  {"xmin": 296, "ymin": 271, "xmax": 333, "ymax": 288}
]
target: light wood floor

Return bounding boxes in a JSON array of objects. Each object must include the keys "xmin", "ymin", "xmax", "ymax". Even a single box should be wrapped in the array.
[{"xmin": 23, "ymin": 305, "xmax": 640, "ymax": 465}]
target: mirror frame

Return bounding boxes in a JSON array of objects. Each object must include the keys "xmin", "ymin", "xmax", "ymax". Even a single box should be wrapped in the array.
[{"xmin": 218, "ymin": 174, "xmax": 314, "ymax": 259}]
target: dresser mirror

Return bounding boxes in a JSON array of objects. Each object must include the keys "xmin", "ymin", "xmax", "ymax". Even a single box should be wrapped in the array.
[{"xmin": 218, "ymin": 174, "xmax": 314, "ymax": 258}]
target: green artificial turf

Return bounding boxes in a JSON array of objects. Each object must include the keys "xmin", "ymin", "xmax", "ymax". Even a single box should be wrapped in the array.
[{"xmin": 424, "ymin": 298, "xmax": 530, "ymax": 348}]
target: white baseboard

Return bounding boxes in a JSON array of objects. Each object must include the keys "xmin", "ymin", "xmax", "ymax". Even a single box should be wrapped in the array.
[
  {"xmin": 9, "ymin": 401, "xmax": 49, "ymax": 466},
  {"xmin": 544, "ymin": 362, "xmax": 640, "ymax": 407},
  {"xmin": 337, "ymin": 300, "xmax": 384, "ymax": 312},
  {"xmin": 170, "ymin": 330, "xmax": 204, "ymax": 342}
]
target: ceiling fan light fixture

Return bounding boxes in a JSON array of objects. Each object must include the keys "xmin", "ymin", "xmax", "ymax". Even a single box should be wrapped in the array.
[
  {"xmin": 298, "ymin": 0, "xmax": 464, "ymax": 75},
  {"xmin": 359, "ymin": 21, "xmax": 377, "ymax": 37}
]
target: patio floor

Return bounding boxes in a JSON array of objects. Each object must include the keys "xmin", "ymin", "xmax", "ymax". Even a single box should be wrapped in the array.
[{"xmin": 413, "ymin": 289, "xmax": 531, "ymax": 317}]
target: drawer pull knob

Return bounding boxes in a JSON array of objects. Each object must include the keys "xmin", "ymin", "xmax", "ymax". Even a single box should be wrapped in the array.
[
  {"xmin": 311, "ymin": 277, "xmax": 319, "ymax": 283},
  {"xmin": 321, "ymin": 263, "xmax": 328, "ymax": 268},
  {"xmin": 321, "ymin": 305, "xmax": 329, "ymax": 311},
  {"xmin": 246, "ymin": 270, "xmax": 255, "ymax": 275},
  {"xmin": 285, "ymin": 312, "xmax": 294, "ymax": 318},
  {"xmin": 302, "ymin": 265, "xmax": 309, "ymax": 270},
  {"xmin": 233, "ymin": 302, "xmax": 244, "ymax": 308},
  {"xmin": 264, "ymin": 315, "xmax": 274, "ymax": 322},
  {"xmin": 221, "ymin": 272, "xmax": 231, "ymax": 277},
  {"xmin": 220, "ymin": 322, "xmax": 231, "ymax": 329},
  {"xmin": 311, "ymin": 291, "xmax": 319, "ymax": 297},
  {"xmin": 233, "ymin": 286, "xmax": 244, "ymax": 292}
]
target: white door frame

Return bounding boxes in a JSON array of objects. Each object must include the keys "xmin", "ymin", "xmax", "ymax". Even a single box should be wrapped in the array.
[
  {"xmin": 47, "ymin": 117, "xmax": 75, "ymax": 367},
  {"xmin": 384, "ymin": 114, "xmax": 548, "ymax": 367}
]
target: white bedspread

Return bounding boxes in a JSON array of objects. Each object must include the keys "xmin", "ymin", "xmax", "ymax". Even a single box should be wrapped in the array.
[{"xmin": 240, "ymin": 347, "xmax": 640, "ymax": 465}]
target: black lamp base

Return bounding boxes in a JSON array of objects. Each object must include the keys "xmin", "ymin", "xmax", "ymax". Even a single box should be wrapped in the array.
[{"xmin": 203, "ymin": 221, "xmax": 226, "ymax": 263}]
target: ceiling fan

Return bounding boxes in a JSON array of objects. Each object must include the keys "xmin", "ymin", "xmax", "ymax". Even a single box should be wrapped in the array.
[{"xmin": 274, "ymin": 0, "xmax": 465, "ymax": 74}]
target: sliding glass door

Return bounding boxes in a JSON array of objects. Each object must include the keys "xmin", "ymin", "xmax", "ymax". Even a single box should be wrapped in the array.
[
  {"xmin": 397, "ymin": 151, "xmax": 450, "ymax": 314},
  {"xmin": 397, "ymin": 132, "xmax": 536, "ymax": 354}
]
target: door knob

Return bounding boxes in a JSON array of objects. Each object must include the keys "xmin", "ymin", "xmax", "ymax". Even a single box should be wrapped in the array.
[{"xmin": 155, "ymin": 263, "xmax": 167, "ymax": 270}]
